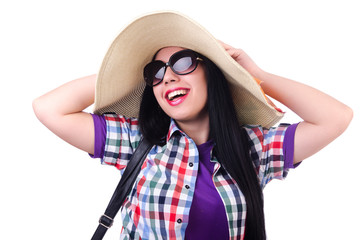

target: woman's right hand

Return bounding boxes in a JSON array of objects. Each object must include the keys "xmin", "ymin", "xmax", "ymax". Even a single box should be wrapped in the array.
[{"xmin": 32, "ymin": 74, "xmax": 96, "ymax": 154}]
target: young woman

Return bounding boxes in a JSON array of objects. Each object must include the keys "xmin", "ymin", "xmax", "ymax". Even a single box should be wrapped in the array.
[{"xmin": 32, "ymin": 11, "xmax": 352, "ymax": 240}]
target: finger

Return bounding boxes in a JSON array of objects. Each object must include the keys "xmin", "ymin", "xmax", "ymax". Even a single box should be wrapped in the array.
[
  {"xmin": 225, "ymin": 47, "xmax": 242, "ymax": 59},
  {"xmin": 217, "ymin": 40, "xmax": 234, "ymax": 50}
]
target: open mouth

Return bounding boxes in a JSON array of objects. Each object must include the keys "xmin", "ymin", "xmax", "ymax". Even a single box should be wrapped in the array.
[
  {"xmin": 167, "ymin": 89, "xmax": 189, "ymax": 101},
  {"xmin": 165, "ymin": 88, "xmax": 190, "ymax": 106}
]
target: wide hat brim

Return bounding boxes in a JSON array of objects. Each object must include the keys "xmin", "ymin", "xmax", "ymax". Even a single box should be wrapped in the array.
[{"xmin": 94, "ymin": 11, "xmax": 284, "ymax": 127}]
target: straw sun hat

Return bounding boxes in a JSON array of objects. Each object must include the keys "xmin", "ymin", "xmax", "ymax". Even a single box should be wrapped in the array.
[{"xmin": 94, "ymin": 10, "xmax": 283, "ymax": 127}]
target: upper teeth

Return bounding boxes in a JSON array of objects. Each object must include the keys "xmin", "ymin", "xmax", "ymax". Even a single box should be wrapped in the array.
[{"xmin": 168, "ymin": 90, "xmax": 188, "ymax": 100}]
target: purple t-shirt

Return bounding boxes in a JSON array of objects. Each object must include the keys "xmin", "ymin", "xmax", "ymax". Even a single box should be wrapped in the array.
[
  {"xmin": 185, "ymin": 140, "xmax": 229, "ymax": 239},
  {"xmin": 90, "ymin": 114, "xmax": 299, "ymax": 238}
]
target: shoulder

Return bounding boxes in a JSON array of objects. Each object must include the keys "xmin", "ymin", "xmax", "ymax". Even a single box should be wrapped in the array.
[
  {"xmin": 242, "ymin": 124, "xmax": 291, "ymax": 157},
  {"xmin": 102, "ymin": 113, "xmax": 140, "ymax": 132},
  {"xmin": 99, "ymin": 113, "xmax": 142, "ymax": 148},
  {"xmin": 103, "ymin": 113, "xmax": 139, "ymax": 125},
  {"xmin": 242, "ymin": 124, "xmax": 290, "ymax": 141}
]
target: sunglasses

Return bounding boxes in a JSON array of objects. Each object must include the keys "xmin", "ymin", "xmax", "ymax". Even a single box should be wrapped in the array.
[{"xmin": 143, "ymin": 49, "xmax": 203, "ymax": 86}]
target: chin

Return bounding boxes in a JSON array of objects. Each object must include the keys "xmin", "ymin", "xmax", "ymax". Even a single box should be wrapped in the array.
[
  {"xmin": 161, "ymin": 103, "xmax": 208, "ymax": 124},
  {"xmin": 171, "ymin": 111, "xmax": 209, "ymax": 124}
]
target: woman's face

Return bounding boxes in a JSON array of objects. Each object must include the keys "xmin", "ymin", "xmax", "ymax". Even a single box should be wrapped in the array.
[{"xmin": 152, "ymin": 46, "xmax": 209, "ymax": 125}]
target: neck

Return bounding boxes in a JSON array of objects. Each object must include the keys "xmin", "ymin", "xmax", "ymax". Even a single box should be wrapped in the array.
[{"xmin": 176, "ymin": 115, "xmax": 210, "ymax": 145}]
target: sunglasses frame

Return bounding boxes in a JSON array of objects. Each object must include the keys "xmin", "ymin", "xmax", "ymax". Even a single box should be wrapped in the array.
[{"xmin": 144, "ymin": 49, "xmax": 203, "ymax": 87}]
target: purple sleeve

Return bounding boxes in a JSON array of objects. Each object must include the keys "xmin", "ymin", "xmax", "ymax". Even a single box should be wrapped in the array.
[
  {"xmin": 89, "ymin": 114, "xmax": 106, "ymax": 159},
  {"xmin": 283, "ymin": 123, "xmax": 301, "ymax": 169}
]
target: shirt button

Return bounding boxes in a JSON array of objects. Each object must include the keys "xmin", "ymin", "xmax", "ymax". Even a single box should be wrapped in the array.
[
  {"xmin": 177, "ymin": 218, "xmax": 182, "ymax": 224},
  {"xmin": 185, "ymin": 185, "xmax": 190, "ymax": 189},
  {"xmin": 189, "ymin": 162, "xmax": 194, "ymax": 167}
]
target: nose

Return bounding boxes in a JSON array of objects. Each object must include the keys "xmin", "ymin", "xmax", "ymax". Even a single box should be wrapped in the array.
[{"xmin": 162, "ymin": 65, "xmax": 179, "ymax": 85}]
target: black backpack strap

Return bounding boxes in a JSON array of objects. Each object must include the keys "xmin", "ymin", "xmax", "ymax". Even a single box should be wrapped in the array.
[{"xmin": 91, "ymin": 137, "xmax": 153, "ymax": 240}]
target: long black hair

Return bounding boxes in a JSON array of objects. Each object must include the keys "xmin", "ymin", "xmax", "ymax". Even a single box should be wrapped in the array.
[{"xmin": 139, "ymin": 52, "xmax": 266, "ymax": 239}]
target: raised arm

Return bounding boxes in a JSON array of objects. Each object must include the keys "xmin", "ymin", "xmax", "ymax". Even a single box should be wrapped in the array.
[
  {"xmin": 220, "ymin": 42, "xmax": 353, "ymax": 164},
  {"xmin": 32, "ymin": 74, "xmax": 96, "ymax": 154}
]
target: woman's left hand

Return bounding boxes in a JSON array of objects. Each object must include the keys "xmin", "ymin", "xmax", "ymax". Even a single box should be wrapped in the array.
[
  {"xmin": 218, "ymin": 40, "xmax": 261, "ymax": 76},
  {"xmin": 218, "ymin": 40, "xmax": 353, "ymax": 165}
]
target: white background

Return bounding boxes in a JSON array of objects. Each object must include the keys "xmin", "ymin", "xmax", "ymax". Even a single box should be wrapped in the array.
[{"xmin": 1, "ymin": 0, "xmax": 361, "ymax": 239}]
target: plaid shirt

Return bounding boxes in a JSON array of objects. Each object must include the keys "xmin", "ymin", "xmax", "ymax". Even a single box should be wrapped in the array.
[{"xmin": 101, "ymin": 114, "xmax": 291, "ymax": 240}]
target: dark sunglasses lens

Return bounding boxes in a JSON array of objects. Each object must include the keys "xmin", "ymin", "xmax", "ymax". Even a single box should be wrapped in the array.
[
  {"xmin": 144, "ymin": 61, "xmax": 165, "ymax": 86},
  {"xmin": 170, "ymin": 51, "xmax": 197, "ymax": 74}
]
